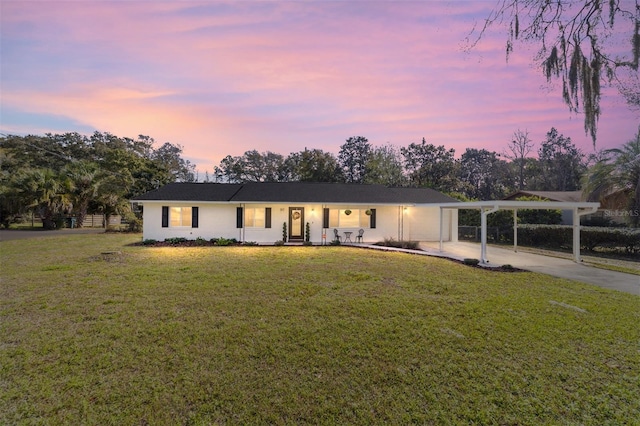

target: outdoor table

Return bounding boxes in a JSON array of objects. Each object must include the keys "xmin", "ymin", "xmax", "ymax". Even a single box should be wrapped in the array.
[{"xmin": 343, "ymin": 231, "xmax": 353, "ymax": 243}]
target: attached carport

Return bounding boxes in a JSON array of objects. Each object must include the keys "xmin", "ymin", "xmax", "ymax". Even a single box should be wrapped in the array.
[{"xmin": 437, "ymin": 201, "xmax": 600, "ymax": 264}]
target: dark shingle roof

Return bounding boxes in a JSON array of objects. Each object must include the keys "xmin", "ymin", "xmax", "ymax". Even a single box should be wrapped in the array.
[
  {"xmin": 503, "ymin": 190, "xmax": 583, "ymax": 202},
  {"xmin": 386, "ymin": 187, "xmax": 460, "ymax": 204},
  {"xmin": 132, "ymin": 182, "xmax": 458, "ymax": 204},
  {"xmin": 132, "ymin": 183, "xmax": 243, "ymax": 202},
  {"xmin": 234, "ymin": 182, "xmax": 405, "ymax": 203}
]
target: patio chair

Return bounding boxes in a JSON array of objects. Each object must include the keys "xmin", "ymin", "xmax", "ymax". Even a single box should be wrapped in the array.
[
  {"xmin": 333, "ymin": 229, "xmax": 342, "ymax": 243},
  {"xmin": 355, "ymin": 228, "xmax": 364, "ymax": 243}
]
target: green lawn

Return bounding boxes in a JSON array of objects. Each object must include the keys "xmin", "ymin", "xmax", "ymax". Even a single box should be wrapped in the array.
[{"xmin": 1, "ymin": 234, "xmax": 639, "ymax": 425}]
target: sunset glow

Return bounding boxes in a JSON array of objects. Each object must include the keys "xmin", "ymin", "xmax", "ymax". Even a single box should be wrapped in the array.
[{"xmin": 2, "ymin": 1, "xmax": 638, "ymax": 174}]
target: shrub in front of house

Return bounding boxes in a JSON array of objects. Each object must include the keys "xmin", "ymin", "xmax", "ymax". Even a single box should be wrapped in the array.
[
  {"xmin": 213, "ymin": 237, "xmax": 234, "ymax": 246},
  {"xmin": 375, "ymin": 237, "xmax": 420, "ymax": 250},
  {"xmin": 165, "ymin": 237, "xmax": 188, "ymax": 245}
]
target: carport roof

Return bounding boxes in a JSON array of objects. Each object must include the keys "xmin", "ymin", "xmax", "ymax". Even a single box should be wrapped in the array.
[{"xmin": 437, "ymin": 200, "xmax": 600, "ymax": 210}]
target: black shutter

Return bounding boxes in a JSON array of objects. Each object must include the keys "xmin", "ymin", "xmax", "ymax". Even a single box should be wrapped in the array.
[
  {"xmin": 192, "ymin": 207, "xmax": 199, "ymax": 228},
  {"xmin": 162, "ymin": 206, "xmax": 169, "ymax": 228},
  {"xmin": 369, "ymin": 209, "xmax": 376, "ymax": 228},
  {"xmin": 323, "ymin": 208, "xmax": 329, "ymax": 228},
  {"xmin": 265, "ymin": 208, "xmax": 272, "ymax": 228},
  {"xmin": 236, "ymin": 207, "xmax": 243, "ymax": 228}
]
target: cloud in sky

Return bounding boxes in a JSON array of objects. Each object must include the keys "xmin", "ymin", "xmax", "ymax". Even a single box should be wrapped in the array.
[{"xmin": 1, "ymin": 1, "xmax": 638, "ymax": 173}]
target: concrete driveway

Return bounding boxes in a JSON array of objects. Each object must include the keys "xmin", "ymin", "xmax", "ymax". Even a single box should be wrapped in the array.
[{"xmin": 420, "ymin": 241, "xmax": 639, "ymax": 296}]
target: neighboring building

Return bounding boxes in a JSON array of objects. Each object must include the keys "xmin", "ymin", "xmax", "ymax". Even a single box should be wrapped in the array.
[
  {"xmin": 503, "ymin": 190, "xmax": 583, "ymax": 203},
  {"xmin": 503, "ymin": 190, "xmax": 583, "ymax": 224},
  {"xmin": 132, "ymin": 182, "xmax": 459, "ymax": 244}
]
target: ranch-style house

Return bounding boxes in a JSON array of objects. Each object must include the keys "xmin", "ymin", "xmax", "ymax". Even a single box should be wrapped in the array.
[{"xmin": 132, "ymin": 182, "xmax": 459, "ymax": 244}]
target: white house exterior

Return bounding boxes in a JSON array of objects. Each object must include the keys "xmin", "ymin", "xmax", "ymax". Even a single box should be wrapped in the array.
[{"xmin": 132, "ymin": 182, "xmax": 459, "ymax": 244}]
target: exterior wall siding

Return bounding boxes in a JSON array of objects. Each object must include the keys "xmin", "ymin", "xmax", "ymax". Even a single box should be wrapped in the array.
[
  {"xmin": 142, "ymin": 203, "xmax": 240, "ymax": 241},
  {"xmin": 141, "ymin": 202, "xmax": 457, "ymax": 243},
  {"xmin": 404, "ymin": 206, "xmax": 457, "ymax": 241}
]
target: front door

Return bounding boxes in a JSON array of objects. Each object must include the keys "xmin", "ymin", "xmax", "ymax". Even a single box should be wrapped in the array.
[{"xmin": 289, "ymin": 207, "xmax": 304, "ymax": 241}]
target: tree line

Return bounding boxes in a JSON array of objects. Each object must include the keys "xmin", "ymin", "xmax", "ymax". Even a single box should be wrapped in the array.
[
  {"xmin": 1, "ymin": 125, "xmax": 638, "ymax": 228},
  {"xmin": 212, "ymin": 128, "xmax": 588, "ymax": 197},
  {"xmin": 210, "ymin": 127, "xmax": 639, "ymax": 226},
  {"xmin": 0, "ymin": 132, "xmax": 195, "ymax": 229}
]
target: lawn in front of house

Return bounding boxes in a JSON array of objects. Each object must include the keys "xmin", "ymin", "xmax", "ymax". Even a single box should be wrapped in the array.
[{"xmin": 1, "ymin": 234, "xmax": 638, "ymax": 424}]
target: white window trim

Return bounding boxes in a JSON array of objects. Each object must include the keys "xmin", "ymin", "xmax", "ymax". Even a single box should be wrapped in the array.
[
  {"xmin": 329, "ymin": 208, "xmax": 370, "ymax": 228},
  {"xmin": 245, "ymin": 207, "xmax": 266, "ymax": 228},
  {"xmin": 170, "ymin": 206, "xmax": 192, "ymax": 227}
]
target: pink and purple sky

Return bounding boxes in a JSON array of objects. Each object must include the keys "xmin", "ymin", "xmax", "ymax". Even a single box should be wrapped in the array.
[{"xmin": 1, "ymin": 1, "xmax": 638, "ymax": 174}]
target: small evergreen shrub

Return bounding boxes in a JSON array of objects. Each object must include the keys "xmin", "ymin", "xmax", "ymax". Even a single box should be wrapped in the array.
[
  {"xmin": 123, "ymin": 211, "xmax": 143, "ymax": 232},
  {"xmin": 165, "ymin": 237, "xmax": 187, "ymax": 245},
  {"xmin": 214, "ymin": 237, "xmax": 233, "ymax": 246},
  {"xmin": 463, "ymin": 258, "xmax": 480, "ymax": 266}
]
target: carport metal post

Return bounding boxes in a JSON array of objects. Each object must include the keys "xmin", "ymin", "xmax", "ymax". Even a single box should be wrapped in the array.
[
  {"xmin": 571, "ymin": 206, "xmax": 599, "ymax": 263},
  {"xmin": 480, "ymin": 205, "xmax": 499, "ymax": 264}
]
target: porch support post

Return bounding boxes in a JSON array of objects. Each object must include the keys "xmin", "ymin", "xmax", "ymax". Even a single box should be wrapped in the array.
[
  {"xmin": 573, "ymin": 208, "xmax": 580, "ymax": 263},
  {"xmin": 439, "ymin": 207, "xmax": 443, "ymax": 251},
  {"xmin": 513, "ymin": 209, "xmax": 518, "ymax": 252},
  {"xmin": 398, "ymin": 206, "xmax": 401, "ymax": 241}
]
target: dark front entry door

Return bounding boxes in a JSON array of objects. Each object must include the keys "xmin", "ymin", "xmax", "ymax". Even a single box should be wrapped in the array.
[{"xmin": 289, "ymin": 207, "xmax": 304, "ymax": 241}]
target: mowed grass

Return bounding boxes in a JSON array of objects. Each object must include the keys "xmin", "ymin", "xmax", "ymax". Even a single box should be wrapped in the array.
[{"xmin": 1, "ymin": 234, "xmax": 639, "ymax": 425}]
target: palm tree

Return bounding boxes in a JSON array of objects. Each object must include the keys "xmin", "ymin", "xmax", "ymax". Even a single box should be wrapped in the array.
[
  {"xmin": 17, "ymin": 168, "xmax": 72, "ymax": 229},
  {"xmin": 94, "ymin": 174, "xmax": 132, "ymax": 228},
  {"xmin": 583, "ymin": 129, "xmax": 640, "ymax": 226},
  {"xmin": 64, "ymin": 161, "xmax": 101, "ymax": 228}
]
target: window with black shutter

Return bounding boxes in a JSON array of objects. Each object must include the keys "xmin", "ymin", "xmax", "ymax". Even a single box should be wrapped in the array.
[
  {"xmin": 162, "ymin": 206, "xmax": 169, "ymax": 228},
  {"xmin": 192, "ymin": 207, "xmax": 199, "ymax": 228},
  {"xmin": 236, "ymin": 207, "xmax": 243, "ymax": 228},
  {"xmin": 265, "ymin": 208, "xmax": 272, "ymax": 228}
]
